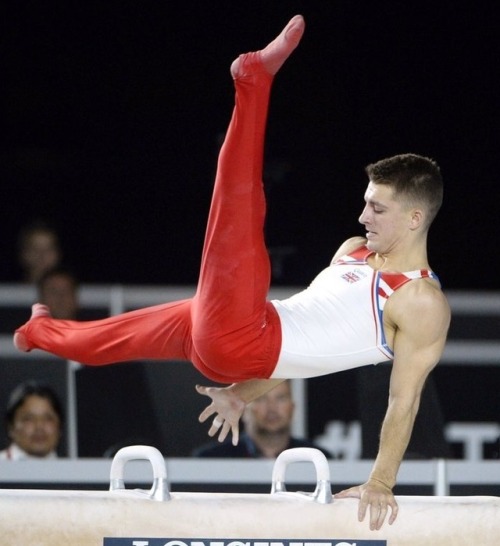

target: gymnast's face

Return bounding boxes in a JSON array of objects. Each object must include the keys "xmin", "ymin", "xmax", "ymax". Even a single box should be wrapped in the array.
[
  {"xmin": 8, "ymin": 395, "xmax": 61, "ymax": 457},
  {"xmin": 243, "ymin": 382, "xmax": 295, "ymax": 436},
  {"xmin": 358, "ymin": 181, "xmax": 415, "ymax": 255}
]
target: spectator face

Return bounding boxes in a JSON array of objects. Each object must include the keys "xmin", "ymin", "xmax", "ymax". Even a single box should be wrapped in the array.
[
  {"xmin": 8, "ymin": 395, "xmax": 61, "ymax": 457},
  {"xmin": 20, "ymin": 231, "xmax": 60, "ymax": 283},
  {"xmin": 243, "ymin": 382, "xmax": 295, "ymax": 435},
  {"xmin": 40, "ymin": 273, "xmax": 78, "ymax": 319}
]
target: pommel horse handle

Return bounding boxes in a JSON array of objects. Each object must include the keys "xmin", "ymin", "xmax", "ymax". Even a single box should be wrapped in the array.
[
  {"xmin": 109, "ymin": 445, "xmax": 170, "ymax": 502},
  {"xmin": 271, "ymin": 447, "xmax": 333, "ymax": 504}
]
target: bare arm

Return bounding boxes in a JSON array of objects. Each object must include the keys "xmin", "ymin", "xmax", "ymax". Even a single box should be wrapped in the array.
[
  {"xmin": 336, "ymin": 281, "xmax": 450, "ymax": 529},
  {"xmin": 370, "ymin": 285, "xmax": 450, "ymax": 486},
  {"xmin": 196, "ymin": 378, "xmax": 286, "ymax": 445}
]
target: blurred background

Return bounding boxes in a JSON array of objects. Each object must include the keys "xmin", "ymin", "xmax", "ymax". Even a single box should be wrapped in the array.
[{"xmin": 0, "ymin": 0, "xmax": 498, "ymax": 287}]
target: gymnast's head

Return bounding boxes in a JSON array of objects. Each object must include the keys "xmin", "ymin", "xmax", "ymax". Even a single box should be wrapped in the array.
[{"xmin": 364, "ymin": 153, "xmax": 443, "ymax": 231}]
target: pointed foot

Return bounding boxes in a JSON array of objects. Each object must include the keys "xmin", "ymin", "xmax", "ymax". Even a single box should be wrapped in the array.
[
  {"xmin": 13, "ymin": 303, "xmax": 51, "ymax": 352},
  {"xmin": 230, "ymin": 15, "xmax": 305, "ymax": 78}
]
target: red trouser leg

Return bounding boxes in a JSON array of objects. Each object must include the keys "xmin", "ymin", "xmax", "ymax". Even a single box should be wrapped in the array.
[
  {"xmin": 15, "ymin": 56, "xmax": 281, "ymax": 382},
  {"xmin": 17, "ymin": 300, "xmax": 194, "ymax": 365},
  {"xmin": 190, "ymin": 55, "xmax": 282, "ymax": 381}
]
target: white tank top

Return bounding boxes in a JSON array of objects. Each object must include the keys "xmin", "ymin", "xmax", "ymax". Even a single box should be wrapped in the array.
[{"xmin": 271, "ymin": 246, "xmax": 438, "ymax": 378}]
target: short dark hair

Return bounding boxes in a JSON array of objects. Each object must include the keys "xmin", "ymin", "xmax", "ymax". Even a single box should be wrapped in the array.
[
  {"xmin": 365, "ymin": 153, "xmax": 443, "ymax": 228},
  {"xmin": 5, "ymin": 381, "xmax": 64, "ymax": 427}
]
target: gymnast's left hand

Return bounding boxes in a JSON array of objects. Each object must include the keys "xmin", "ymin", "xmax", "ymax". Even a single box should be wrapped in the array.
[
  {"xmin": 196, "ymin": 385, "xmax": 246, "ymax": 446},
  {"xmin": 334, "ymin": 479, "xmax": 399, "ymax": 530}
]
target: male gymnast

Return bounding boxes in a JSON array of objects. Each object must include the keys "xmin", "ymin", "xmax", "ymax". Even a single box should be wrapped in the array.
[{"xmin": 14, "ymin": 15, "xmax": 450, "ymax": 530}]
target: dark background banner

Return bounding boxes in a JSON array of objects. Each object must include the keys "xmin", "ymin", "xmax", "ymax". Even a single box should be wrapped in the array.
[{"xmin": 1, "ymin": 1, "xmax": 498, "ymax": 289}]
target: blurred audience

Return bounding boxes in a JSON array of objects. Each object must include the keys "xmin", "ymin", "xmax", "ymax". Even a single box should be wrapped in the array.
[
  {"xmin": 17, "ymin": 220, "xmax": 62, "ymax": 284},
  {"xmin": 192, "ymin": 380, "xmax": 332, "ymax": 458},
  {"xmin": 0, "ymin": 381, "xmax": 63, "ymax": 460},
  {"xmin": 37, "ymin": 266, "xmax": 79, "ymax": 320}
]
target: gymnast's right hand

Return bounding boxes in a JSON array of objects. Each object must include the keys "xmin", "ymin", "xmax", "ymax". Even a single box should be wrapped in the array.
[{"xmin": 196, "ymin": 384, "xmax": 246, "ymax": 446}]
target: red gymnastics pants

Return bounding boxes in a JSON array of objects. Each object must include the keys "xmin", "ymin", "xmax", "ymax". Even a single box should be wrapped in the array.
[{"xmin": 17, "ymin": 55, "xmax": 282, "ymax": 384}]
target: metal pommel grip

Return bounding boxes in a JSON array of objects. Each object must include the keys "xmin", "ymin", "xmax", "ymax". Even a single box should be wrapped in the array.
[
  {"xmin": 271, "ymin": 447, "xmax": 332, "ymax": 504},
  {"xmin": 109, "ymin": 445, "xmax": 170, "ymax": 502}
]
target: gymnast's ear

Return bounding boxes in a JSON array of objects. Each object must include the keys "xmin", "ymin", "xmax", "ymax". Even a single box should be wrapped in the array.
[{"xmin": 408, "ymin": 208, "xmax": 424, "ymax": 230}]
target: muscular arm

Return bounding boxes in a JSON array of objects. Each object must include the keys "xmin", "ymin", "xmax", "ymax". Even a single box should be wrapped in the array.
[
  {"xmin": 370, "ymin": 283, "xmax": 450, "ymax": 487},
  {"xmin": 336, "ymin": 280, "xmax": 450, "ymax": 529}
]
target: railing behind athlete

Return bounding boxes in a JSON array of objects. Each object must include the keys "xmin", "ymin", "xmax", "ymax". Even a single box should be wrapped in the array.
[{"xmin": 1, "ymin": 457, "xmax": 499, "ymax": 496}]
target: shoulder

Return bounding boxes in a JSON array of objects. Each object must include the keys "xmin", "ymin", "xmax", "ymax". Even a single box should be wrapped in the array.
[
  {"xmin": 330, "ymin": 236, "xmax": 368, "ymax": 264},
  {"xmin": 388, "ymin": 279, "xmax": 450, "ymax": 344},
  {"xmin": 396, "ymin": 277, "xmax": 449, "ymax": 317}
]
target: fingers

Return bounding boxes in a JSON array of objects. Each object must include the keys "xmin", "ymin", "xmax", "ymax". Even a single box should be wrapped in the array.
[
  {"xmin": 196, "ymin": 385, "xmax": 215, "ymax": 423},
  {"xmin": 388, "ymin": 498, "xmax": 399, "ymax": 525},
  {"xmin": 207, "ymin": 415, "xmax": 234, "ymax": 444},
  {"xmin": 358, "ymin": 497, "xmax": 385, "ymax": 530},
  {"xmin": 217, "ymin": 420, "xmax": 231, "ymax": 443},
  {"xmin": 195, "ymin": 384, "xmax": 241, "ymax": 446},
  {"xmin": 195, "ymin": 384, "xmax": 210, "ymax": 398},
  {"xmin": 231, "ymin": 422, "xmax": 239, "ymax": 446},
  {"xmin": 207, "ymin": 415, "xmax": 224, "ymax": 437},
  {"xmin": 357, "ymin": 493, "xmax": 369, "ymax": 523},
  {"xmin": 198, "ymin": 404, "xmax": 215, "ymax": 423},
  {"xmin": 369, "ymin": 503, "xmax": 389, "ymax": 531},
  {"xmin": 337, "ymin": 485, "xmax": 394, "ymax": 529},
  {"xmin": 334, "ymin": 486, "xmax": 360, "ymax": 499},
  {"xmin": 359, "ymin": 495, "xmax": 399, "ymax": 530}
]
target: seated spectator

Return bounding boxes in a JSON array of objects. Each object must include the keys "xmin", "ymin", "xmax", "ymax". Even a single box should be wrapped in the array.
[
  {"xmin": 17, "ymin": 220, "xmax": 62, "ymax": 284},
  {"xmin": 192, "ymin": 380, "xmax": 332, "ymax": 459},
  {"xmin": 37, "ymin": 266, "xmax": 79, "ymax": 320},
  {"xmin": 0, "ymin": 381, "xmax": 63, "ymax": 460}
]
